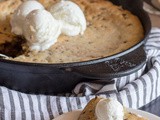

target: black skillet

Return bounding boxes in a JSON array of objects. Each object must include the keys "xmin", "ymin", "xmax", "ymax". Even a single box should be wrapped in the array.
[{"xmin": 0, "ymin": 0, "xmax": 151, "ymax": 95}]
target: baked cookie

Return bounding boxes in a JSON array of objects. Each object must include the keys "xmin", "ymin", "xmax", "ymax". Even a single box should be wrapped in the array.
[
  {"xmin": 0, "ymin": 0, "xmax": 144, "ymax": 63},
  {"xmin": 78, "ymin": 97, "xmax": 102, "ymax": 120},
  {"xmin": 78, "ymin": 97, "xmax": 148, "ymax": 120}
]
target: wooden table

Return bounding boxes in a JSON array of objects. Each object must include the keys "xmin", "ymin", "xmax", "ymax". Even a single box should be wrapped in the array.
[{"xmin": 149, "ymin": 14, "xmax": 160, "ymax": 27}]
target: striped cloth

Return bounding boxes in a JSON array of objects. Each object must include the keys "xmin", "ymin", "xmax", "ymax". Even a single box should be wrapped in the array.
[{"xmin": 0, "ymin": 28, "xmax": 160, "ymax": 120}]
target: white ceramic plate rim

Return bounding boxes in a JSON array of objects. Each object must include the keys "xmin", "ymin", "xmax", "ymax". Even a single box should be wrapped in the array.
[{"xmin": 54, "ymin": 108, "xmax": 160, "ymax": 120}]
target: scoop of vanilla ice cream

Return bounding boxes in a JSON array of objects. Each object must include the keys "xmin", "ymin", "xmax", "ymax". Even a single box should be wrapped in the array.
[
  {"xmin": 23, "ymin": 9, "xmax": 61, "ymax": 51},
  {"xmin": 95, "ymin": 98, "xmax": 124, "ymax": 120},
  {"xmin": 49, "ymin": 0, "xmax": 86, "ymax": 36},
  {"xmin": 11, "ymin": 0, "xmax": 44, "ymax": 35}
]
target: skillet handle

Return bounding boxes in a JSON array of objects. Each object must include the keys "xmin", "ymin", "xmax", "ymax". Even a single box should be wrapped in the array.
[{"xmin": 65, "ymin": 46, "xmax": 146, "ymax": 79}]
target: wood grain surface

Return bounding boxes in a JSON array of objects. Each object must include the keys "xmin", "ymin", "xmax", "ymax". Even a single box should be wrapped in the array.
[{"xmin": 149, "ymin": 14, "xmax": 160, "ymax": 27}]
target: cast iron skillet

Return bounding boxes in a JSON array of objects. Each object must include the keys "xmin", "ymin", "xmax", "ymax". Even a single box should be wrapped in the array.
[{"xmin": 0, "ymin": 0, "xmax": 151, "ymax": 95}]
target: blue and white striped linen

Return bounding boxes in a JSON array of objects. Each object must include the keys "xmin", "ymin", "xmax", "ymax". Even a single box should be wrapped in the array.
[{"xmin": 0, "ymin": 28, "xmax": 160, "ymax": 120}]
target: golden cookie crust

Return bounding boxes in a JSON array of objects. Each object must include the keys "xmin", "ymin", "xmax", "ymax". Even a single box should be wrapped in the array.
[
  {"xmin": 78, "ymin": 97, "xmax": 102, "ymax": 120},
  {"xmin": 0, "ymin": 0, "xmax": 21, "ymax": 34}
]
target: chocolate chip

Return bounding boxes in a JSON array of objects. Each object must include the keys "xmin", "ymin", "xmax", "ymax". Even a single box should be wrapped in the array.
[
  {"xmin": 100, "ymin": 8, "xmax": 106, "ymax": 10},
  {"xmin": 82, "ymin": 111, "xmax": 86, "ymax": 114},
  {"xmin": 122, "ymin": 13, "xmax": 128, "ymax": 19},
  {"xmin": 0, "ymin": 36, "xmax": 25, "ymax": 57},
  {"xmin": 127, "ymin": 23, "xmax": 133, "ymax": 26},
  {"xmin": 3, "ymin": 27, "xmax": 7, "ymax": 31},
  {"xmin": 123, "ymin": 41, "xmax": 127, "ymax": 43},
  {"xmin": 89, "ymin": 110, "xmax": 92, "ymax": 113}
]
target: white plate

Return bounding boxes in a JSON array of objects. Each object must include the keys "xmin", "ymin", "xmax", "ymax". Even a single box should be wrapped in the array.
[{"xmin": 54, "ymin": 108, "xmax": 160, "ymax": 120}]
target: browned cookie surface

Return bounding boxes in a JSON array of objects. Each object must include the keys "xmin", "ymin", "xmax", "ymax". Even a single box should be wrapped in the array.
[
  {"xmin": 0, "ymin": 0, "xmax": 144, "ymax": 63},
  {"xmin": 78, "ymin": 97, "xmax": 102, "ymax": 120}
]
